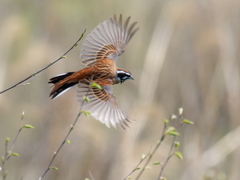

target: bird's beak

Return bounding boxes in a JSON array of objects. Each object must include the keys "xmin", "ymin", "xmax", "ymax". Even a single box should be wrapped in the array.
[{"xmin": 129, "ymin": 76, "xmax": 134, "ymax": 80}]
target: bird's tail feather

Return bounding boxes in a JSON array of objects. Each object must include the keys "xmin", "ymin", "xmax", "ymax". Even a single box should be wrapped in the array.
[{"xmin": 49, "ymin": 72, "xmax": 77, "ymax": 99}]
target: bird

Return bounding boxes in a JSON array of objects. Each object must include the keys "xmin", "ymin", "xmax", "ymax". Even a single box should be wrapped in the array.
[{"xmin": 48, "ymin": 14, "xmax": 139, "ymax": 129}]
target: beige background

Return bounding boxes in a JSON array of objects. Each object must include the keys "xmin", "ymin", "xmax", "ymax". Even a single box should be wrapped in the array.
[{"xmin": 1, "ymin": 0, "xmax": 240, "ymax": 179}]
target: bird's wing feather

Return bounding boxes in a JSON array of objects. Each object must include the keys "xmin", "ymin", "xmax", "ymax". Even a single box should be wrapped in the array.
[
  {"xmin": 80, "ymin": 14, "xmax": 139, "ymax": 67},
  {"xmin": 77, "ymin": 79, "xmax": 131, "ymax": 129}
]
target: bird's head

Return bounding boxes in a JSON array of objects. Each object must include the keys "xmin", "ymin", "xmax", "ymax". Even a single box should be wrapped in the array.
[{"xmin": 116, "ymin": 69, "xmax": 134, "ymax": 84}]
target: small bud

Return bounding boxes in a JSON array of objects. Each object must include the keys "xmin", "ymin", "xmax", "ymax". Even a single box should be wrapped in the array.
[
  {"xmin": 5, "ymin": 137, "xmax": 11, "ymax": 143},
  {"xmin": 136, "ymin": 167, "xmax": 141, "ymax": 170},
  {"xmin": 141, "ymin": 154, "xmax": 146, "ymax": 160},
  {"xmin": 153, "ymin": 161, "xmax": 161, "ymax": 165},
  {"xmin": 66, "ymin": 140, "xmax": 72, "ymax": 144},
  {"xmin": 23, "ymin": 124, "xmax": 35, "ymax": 129},
  {"xmin": 178, "ymin": 108, "xmax": 183, "ymax": 115},
  {"xmin": 166, "ymin": 126, "xmax": 176, "ymax": 131},
  {"xmin": 165, "ymin": 127, "xmax": 180, "ymax": 136},
  {"xmin": 127, "ymin": 176, "xmax": 131, "ymax": 179},
  {"xmin": 83, "ymin": 96, "xmax": 90, "ymax": 103},
  {"xmin": 174, "ymin": 142, "xmax": 180, "ymax": 148},
  {"xmin": 145, "ymin": 166, "xmax": 151, "ymax": 170},
  {"xmin": 61, "ymin": 56, "xmax": 66, "ymax": 58},
  {"xmin": 74, "ymin": 42, "xmax": 79, "ymax": 47},
  {"xmin": 49, "ymin": 167, "xmax": 58, "ymax": 170},
  {"xmin": 23, "ymin": 83, "xmax": 30, "ymax": 86},
  {"xmin": 182, "ymin": 119, "xmax": 194, "ymax": 125},
  {"xmin": 91, "ymin": 82, "xmax": 102, "ymax": 89},
  {"xmin": 167, "ymin": 131, "xmax": 180, "ymax": 136},
  {"xmin": 174, "ymin": 152, "xmax": 183, "ymax": 160},
  {"xmin": 82, "ymin": 110, "xmax": 91, "ymax": 117},
  {"xmin": 11, "ymin": 153, "xmax": 19, "ymax": 157},
  {"xmin": 162, "ymin": 119, "xmax": 169, "ymax": 124},
  {"xmin": 171, "ymin": 114, "xmax": 177, "ymax": 120}
]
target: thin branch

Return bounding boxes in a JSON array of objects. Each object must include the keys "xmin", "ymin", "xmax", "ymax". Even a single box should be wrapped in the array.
[
  {"xmin": 7, "ymin": 112, "xmax": 25, "ymax": 159},
  {"xmin": 89, "ymin": 170, "xmax": 96, "ymax": 180},
  {"xmin": 157, "ymin": 112, "xmax": 183, "ymax": 179},
  {"xmin": 0, "ymin": 29, "xmax": 86, "ymax": 95},
  {"xmin": 39, "ymin": 79, "xmax": 92, "ymax": 180},
  {"xmin": 1, "ymin": 111, "xmax": 26, "ymax": 180},
  {"xmin": 1, "ymin": 137, "xmax": 9, "ymax": 180},
  {"xmin": 135, "ymin": 120, "xmax": 169, "ymax": 180},
  {"xmin": 157, "ymin": 136, "xmax": 176, "ymax": 180},
  {"xmin": 123, "ymin": 146, "xmax": 152, "ymax": 180}
]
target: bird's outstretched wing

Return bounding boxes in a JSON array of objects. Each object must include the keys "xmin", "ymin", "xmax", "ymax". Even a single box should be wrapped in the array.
[
  {"xmin": 77, "ymin": 79, "xmax": 131, "ymax": 129},
  {"xmin": 80, "ymin": 14, "xmax": 139, "ymax": 67}
]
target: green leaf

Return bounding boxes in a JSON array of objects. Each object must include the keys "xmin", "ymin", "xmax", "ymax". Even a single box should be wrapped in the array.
[
  {"xmin": 153, "ymin": 161, "xmax": 161, "ymax": 165},
  {"xmin": 136, "ymin": 167, "xmax": 141, "ymax": 170},
  {"xmin": 5, "ymin": 137, "xmax": 11, "ymax": 142},
  {"xmin": 127, "ymin": 176, "xmax": 131, "ymax": 179},
  {"xmin": 49, "ymin": 167, "xmax": 58, "ymax": 170},
  {"xmin": 83, "ymin": 96, "xmax": 90, "ymax": 103},
  {"xmin": 81, "ymin": 110, "xmax": 91, "ymax": 117},
  {"xmin": 166, "ymin": 126, "xmax": 176, "ymax": 131},
  {"xmin": 162, "ymin": 119, "xmax": 169, "ymax": 124},
  {"xmin": 61, "ymin": 56, "xmax": 66, "ymax": 58},
  {"xmin": 174, "ymin": 152, "xmax": 183, "ymax": 160},
  {"xmin": 11, "ymin": 153, "xmax": 19, "ymax": 157},
  {"xmin": 167, "ymin": 131, "xmax": 180, "ymax": 136},
  {"xmin": 23, "ymin": 124, "xmax": 35, "ymax": 129},
  {"xmin": 91, "ymin": 82, "xmax": 102, "ymax": 89},
  {"xmin": 66, "ymin": 140, "xmax": 71, "ymax": 144},
  {"xmin": 174, "ymin": 142, "xmax": 180, "ymax": 148},
  {"xmin": 165, "ymin": 127, "xmax": 180, "ymax": 136},
  {"xmin": 182, "ymin": 119, "xmax": 194, "ymax": 125}
]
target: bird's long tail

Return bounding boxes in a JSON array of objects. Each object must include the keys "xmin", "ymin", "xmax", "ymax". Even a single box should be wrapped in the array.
[{"xmin": 48, "ymin": 72, "xmax": 78, "ymax": 99}]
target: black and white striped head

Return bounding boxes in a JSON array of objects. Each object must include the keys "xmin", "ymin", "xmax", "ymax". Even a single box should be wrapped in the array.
[{"xmin": 116, "ymin": 69, "xmax": 134, "ymax": 84}]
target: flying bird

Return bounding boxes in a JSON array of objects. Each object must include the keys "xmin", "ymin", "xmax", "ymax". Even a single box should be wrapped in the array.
[{"xmin": 49, "ymin": 14, "xmax": 139, "ymax": 129}]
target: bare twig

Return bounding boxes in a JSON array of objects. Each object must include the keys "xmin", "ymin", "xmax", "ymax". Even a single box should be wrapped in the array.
[
  {"xmin": 8, "ymin": 112, "xmax": 25, "ymax": 158},
  {"xmin": 135, "ymin": 120, "xmax": 169, "ymax": 180},
  {"xmin": 157, "ymin": 111, "xmax": 183, "ymax": 180},
  {"xmin": 0, "ymin": 29, "xmax": 86, "ymax": 95},
  {"xmin": 133, "ymin": 109, "xmax": 185, "ymax": 180},
  {"xmin": 157, "ymin": 136, "xmax": 176, "ymax": 180},
  {"xmin": 89, "ymin": 170, "xmax": 95, "ymax": 180},
  {"xmin": 123, "ymin": 146, "xmax": 152, "ymax": 180},
  {"xmin": 1, "ymin": 111, "xmax": 28, "ymax": 180},
  {"xmin": 1, "ymin": 137, "xmax": 9, "ymax": 180},
  {"xmin": 39, "ymin": 79, "xmax": 93, "ymax": 180}
]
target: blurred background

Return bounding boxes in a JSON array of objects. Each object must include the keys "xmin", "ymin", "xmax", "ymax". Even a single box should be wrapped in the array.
[{"xmin": 1, "ymin": 0, "xmax": 240, "ymax": 179}]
